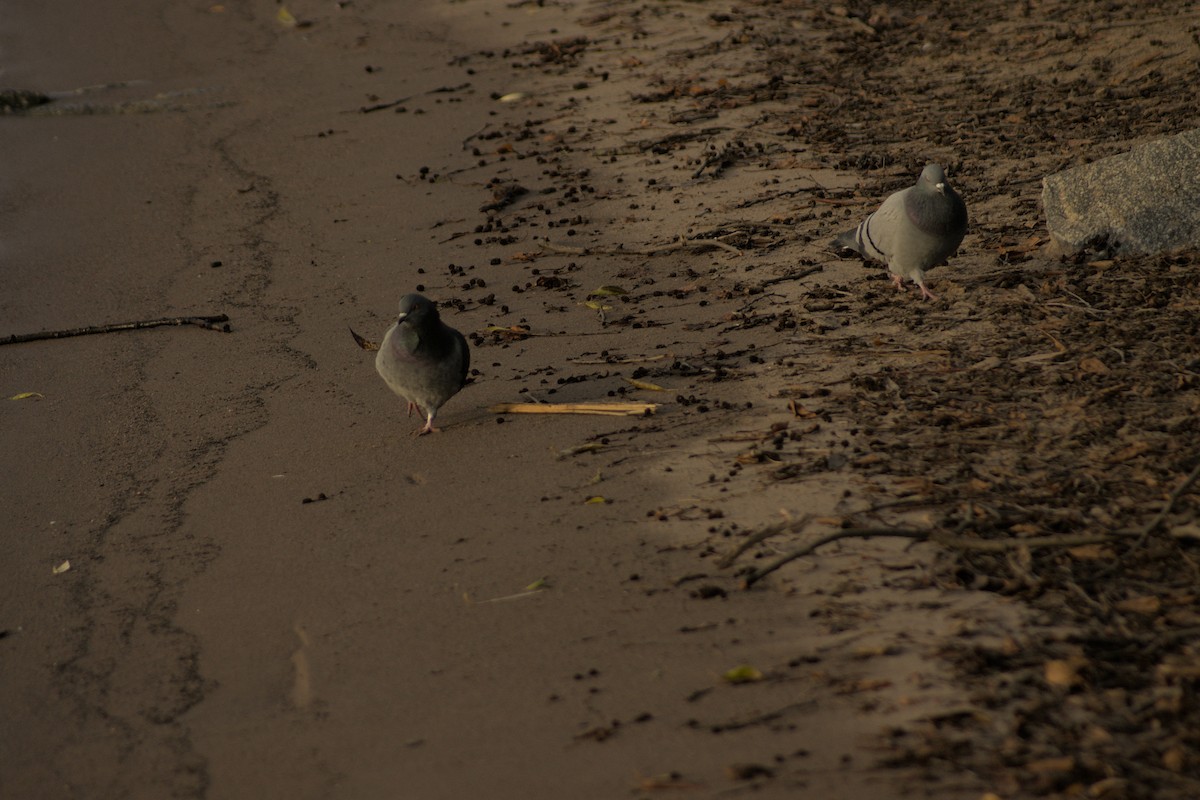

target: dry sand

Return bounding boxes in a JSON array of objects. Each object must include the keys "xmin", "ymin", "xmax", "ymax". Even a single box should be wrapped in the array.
[{"xmin": 4, "ymin": 1, "xmax": 1200, "ymax": 799}]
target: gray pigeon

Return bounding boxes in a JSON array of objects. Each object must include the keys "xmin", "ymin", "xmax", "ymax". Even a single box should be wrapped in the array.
[
  {"xmin": 834, "ymin": 164, "xmax": 967, "ymax": 300},
  {"xmin": 375, "ymin": 293, "xmax": 470, "ymax": 435}
]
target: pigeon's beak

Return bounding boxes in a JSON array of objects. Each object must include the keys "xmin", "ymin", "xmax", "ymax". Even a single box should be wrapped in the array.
[
  {"xmin": 934, "ymin": 182, "xmax": 947, "ymax": 194},
  {"xmin": 396, "ymin": 312, "xmax": 408, "ymax": 324}
]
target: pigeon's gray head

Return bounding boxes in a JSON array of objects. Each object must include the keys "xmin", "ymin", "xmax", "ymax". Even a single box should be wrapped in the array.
[
  {"xmin": 919, "ymin": 164, "xmax": 951, "ymax": 195},
  {"xmin": 396, "ymin": 293, "xmax": 440, "ymax": 327}
]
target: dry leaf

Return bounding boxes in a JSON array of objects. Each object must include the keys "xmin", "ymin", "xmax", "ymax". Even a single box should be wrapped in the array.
[
  {"xmin": 1044, "ymin": 659, "xmax": 1080, "ymax": 688},
  {"xmin": 588, "ymin": 285, "xmax": 629, "ymax": 297},
  {"xmin": 624, "ymin": 377, "xmax": 664, "ymax": 392},
  {"xmin": 52, "ymin": 560, "xmax": 71, "ymax": 575},
  {"xmin": 584, "ymin": 496, "xmax": 609, "ymax": 505},
  {"xmin": 1025, "ymin": 756, "xmax": 1076, "ymax": 775},
  {"xmin": 722, "ymin": 665, "xmax": 763, "ymax": 684},
  {"xmin": 1169, "ymin": 522, "xmax": 1200, "ymax": 541},
  {"xmin": 497, "ymin": 92, "xmax": 527, "ymax": 103},
  {"xmin": 1067, "ymin": 544, "xmax": 1113, "ymax": 561},
  {"xmin": 8, "ymin": 392, "xmax": 44, "ymax": 400},
  {"xmin": 348, "ymin": 328, "xmax": 378, "ymax": 351},
  {"xmin": 1115, "ymin": 595, "xmax": 1161, "ymax": 615},
  {"xmin": 1078, "ymin": 356, "xmax": 1110, "ymax": 375},
  {"xmin": 276, "ymin": 6, "xmax": 297, "ymax": 26},
  {"xmin": 1106, "ymin": 441, "xmax": 1151, "ymax": 463}
]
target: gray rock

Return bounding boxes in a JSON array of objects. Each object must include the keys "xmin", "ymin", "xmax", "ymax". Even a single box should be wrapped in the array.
[{"xmin": 1042, "ymin": 129, "xmax": 1200, "ymax": 255}]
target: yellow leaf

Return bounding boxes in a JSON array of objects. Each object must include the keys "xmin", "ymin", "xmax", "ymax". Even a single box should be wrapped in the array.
[
  {"xmin": 584, "ymin": 495, "xmax": 608, "ymax": 504},
  {"xmin": 8, "ymin": 392, "xmax": 44, "ymax": 400},
  {"xmin": 276, "ymin": 6, "xmax": 297, "ymax": 26},
  {"xmin": 524, "ymin": 577, "xmax": 549, "ymax": 591},
  {"xmin": 497, "ymin": 92, "xmax": 527, "ymax": 103},
  {"xmin": 348, "ymin": 328, "xmax": 378, "ymax": 351},
  {"xmin": 624, "ymin": 377, "xmax": 664, "ymax": 392},
  {"xmin": 588, "ymin": 285, "xmax": 629, "ymax": 297},
  {"xmin": 52, "ymin": 560, "xmax": 71, "ymax": 575},
  {"xmin": 722, "ymin": 665, "xmax": 763, "ymax": 684},
  {"xmin": 580, "ymin": 300, "xmax": 612, "ymax": 311}
]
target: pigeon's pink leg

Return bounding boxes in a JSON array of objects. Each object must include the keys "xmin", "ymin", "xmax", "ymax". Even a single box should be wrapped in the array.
[
  {"xmin": 406, "ymin": 402, "xmax": 417, "ymax": 417},
  {"xmin": 891, "ymin": 273, "xmax": 905, "ymax": 292},
  {"xmin": 919, "ymin": 285, "xmax": 938, "ymax": 301},
  {"xmin": 413, "ymin": 411, "xmax": 440, "ymax": 436}
]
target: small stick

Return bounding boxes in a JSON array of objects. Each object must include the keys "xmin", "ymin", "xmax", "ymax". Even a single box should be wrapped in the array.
[
  {"xmin": 717, "ymin": 514, "xmax": 812, "ymax": 568},
  {"xmin": 491, "ymin": 402, "xmax": 657, "ymax": 417},
  {"xmin": 1, "ymin": 314, "xmax": 230, "ymax": 346},
  {"xmin": 742, "ymin": 528, "xmax": 929, "ymax": 588}
]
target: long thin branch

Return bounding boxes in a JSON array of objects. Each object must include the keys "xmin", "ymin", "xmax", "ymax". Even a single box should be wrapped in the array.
[
  {"xmin": 1, "ymin": 314, "xmax": 231, "ymax": 345},
  {"xmin": 742, "ymin": 528, "xmax": 930, "ymax": 588},
  {"xmin": 739, "ymin": 526, "xmax": 1118, "ymax": 589}
]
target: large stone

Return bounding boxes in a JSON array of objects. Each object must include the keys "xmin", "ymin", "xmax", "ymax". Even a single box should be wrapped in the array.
[{"xmin": 1042, "ymin": 129, "xmax": 1200, "ymax": 255}]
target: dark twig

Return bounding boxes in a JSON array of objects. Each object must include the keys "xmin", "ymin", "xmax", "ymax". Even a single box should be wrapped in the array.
[
  {"xmin": 1, "ymin": 314, "xmax": 231, "ymax": 346},
  {"xmin": 738, "ymin": 524, "xmax": 1120, "ymax": 588},
  {"xmin": 742, "ymin": 528, "xmax": 930, "ymax": 588}
]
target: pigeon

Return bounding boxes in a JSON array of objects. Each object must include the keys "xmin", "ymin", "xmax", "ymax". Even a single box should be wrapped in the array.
[
  {"xmin": 834, "ymin": 164, "xmax": 967, "ymax": 301},
  {"xmin": 375, "ymin": 293, "xmax": 470, "ymax": 435}
]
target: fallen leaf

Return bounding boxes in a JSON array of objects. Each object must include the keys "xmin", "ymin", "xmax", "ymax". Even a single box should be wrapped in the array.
[
  {"xmin": 1044, "ymin": 659, "xmax": 1081, "ymax": 688},
  {"xmin": 722, "ymin": 665, "xmax": 763, "ymax": 684},
  {"xmin": 1106, "ymin": 440, "xmax": 1151, "ymax": 463},
  {"xmin": 624, "ymin": 377, "xmax": 664, "ymax": 392},
  {"xmin": 497, "ymin": 92, "xmax": 526, "ymax": 103},
  {"xmin": 1115, "ymin": 595, "xmax": 1161, "ymax": 615},
  {"xmin": 1162, "ymin": 746, "xmax": 1185, "ymax": 772},
  {"xmin": 580, "ymin": 300, "xmax": 612, "ymax": 311},
  {"xmin": 52, "ymin": 560, "xmax": 71, "ymax": 575},
  {"xmin": 1169, "ymin": 522, "xmax": 1200, "ymax": 541},
  {"xmin": 584, "ymin": 495, "xmax": 609, "ymax": 504},
  {"xmin": 588, "ymin": 285, "xmax": 629, "ymax": 297},
  {"xmin": 1087, "ymin": 777, "xmax": 1128, "ymax": 799},
  {"xmin": 276, "ymin": 6, "xmax": 297, "ymax": 26},
  {"xmin": 348, "ymin": 328, "xmax": 378, "ymax": 351},
  {"xmin": 1078, "ymin": 356, "xmax": 1110, "ymax": 375},
  {"xmin": 524, "ymin": 577, "xmax": 549, "ymax": 591},
  {"xmin": 8, "ymin": 392, "xmax": 44, "ymax": 400},
  {"xmin": 1067, "ymin": 544, "xmax": 1114, "ymax": 561},
  {"xmin": 1025, "ymin": 756, "xmax": 1076, "ymax": 775}
]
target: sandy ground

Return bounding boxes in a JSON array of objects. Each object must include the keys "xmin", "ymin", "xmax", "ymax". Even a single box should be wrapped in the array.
[{"xmin": 4, "ymin": 1, "xmax": 1200, "ymax": 798}]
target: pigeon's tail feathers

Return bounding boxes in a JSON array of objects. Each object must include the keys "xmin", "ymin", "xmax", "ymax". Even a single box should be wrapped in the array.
[
  {"xmin": 834, "ymin": 214, "xmax": 887, "ymax": 263},
  {"xmin": 833, "ymin": 228, "xmax": 860, "ymax": 253}
]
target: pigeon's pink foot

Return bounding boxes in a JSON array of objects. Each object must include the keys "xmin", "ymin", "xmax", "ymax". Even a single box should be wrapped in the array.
[
  {"xmin": 919, "ymin": 285, "xmax": 938, "ymax": 301},
  {"xmin": 891, "ymin": 273, "xmax": 905, "ymax": 292},
  {"xmin": 412, "ymin": 416, "xmax": 440, "ymax": 436},
  {"xmin": 406, "ymin": 401, "xmax": 418, "ymax": 418}
]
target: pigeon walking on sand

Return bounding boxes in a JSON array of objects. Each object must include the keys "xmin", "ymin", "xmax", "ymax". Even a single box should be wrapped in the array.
[
  {"xmin": 375, "ymin": 293, "xmax": 470, "ymax": 435},
  {"xmin": 834, "ymin": 164, "xmax": 967, "ymax": 301}
]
